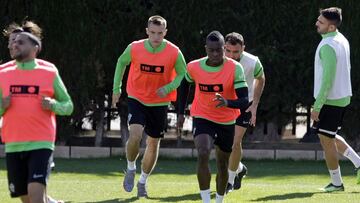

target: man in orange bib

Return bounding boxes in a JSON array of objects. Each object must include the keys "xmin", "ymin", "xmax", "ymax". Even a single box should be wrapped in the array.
[
  {"xmin": 1, "ymin": 21, "xmax": 64, "ymax": 203},
  {"xmin": 112, "ymin": 15, "xmax": 186, "ymax": 198},
  {"xmin": 0, "ymin": 23, "xmax": 73, "ymax": 203},
  {"xmin": 178, "ymin": 31, "xmax": 248, "ymax": 203}
]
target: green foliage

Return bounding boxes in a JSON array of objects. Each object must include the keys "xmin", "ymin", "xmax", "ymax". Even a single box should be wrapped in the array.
[{"xmin": 0, "ymin": 0, "xmax": 359, "ymax": 142}]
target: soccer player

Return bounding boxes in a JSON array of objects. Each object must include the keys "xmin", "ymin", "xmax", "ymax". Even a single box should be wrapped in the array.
[
  {"xmin": 178, "ymin": 31, "xmax": 248, "ymax": 203},
  {"xmin": 224, "ymin": 32, "xmax": 265, "ymax": 193},
  {"xmin": 0, "ymin": 28, "xmax": 73, "ymax": 203},
  {"xmin": 312, "ymin": 7, "xmax": 360, "ymax": 192},
  {"xmin": 112, "ymin": 15, "xmax": 186, "ymax": 198},
  {"xmin": 1, "ymin": 21, "xmax": 67, "ymax": 203}
]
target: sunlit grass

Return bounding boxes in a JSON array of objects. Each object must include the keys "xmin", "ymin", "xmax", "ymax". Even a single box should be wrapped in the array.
[{"xmin": 1, "ymin": 158, "xmax": 359, "ymax": 202}]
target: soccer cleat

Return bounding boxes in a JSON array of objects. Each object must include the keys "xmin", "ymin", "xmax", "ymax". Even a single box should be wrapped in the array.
[
  {"xmin": 356, "ymin": 167, "xmax": 360, "ymax": 184},
  {"xmin": 234, "ymin": 164, "xmax": 247, "ymax": 190},
  {"xmin": 225, "ymin": 183, "xmax": 234, "ymax": 194},
  {"xmin": 123, "ymin": 169, "xmax": 136, "ymax": 192},
  {"xmin": 137, "ymin": 182, "xmax": 148, "ymax": 198},
  {"xmin": 321, "ymin": 183, "xmax": 344, "ymax": 192},
  {"xmin": 47, "ymin": 196, "xmax": 64, "ymax": 203}
]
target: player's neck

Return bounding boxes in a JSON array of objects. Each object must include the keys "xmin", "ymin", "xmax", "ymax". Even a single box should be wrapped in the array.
[{"xmin": 206, "ymin": 58, "xmax": 224, "ymax": 67}]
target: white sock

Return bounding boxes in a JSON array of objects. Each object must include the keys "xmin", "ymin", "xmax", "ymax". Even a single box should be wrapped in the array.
[
  {"xmin": 236, "ymin": 162, "xmax": 244, "ymax": 173},
  {"xmin": 343, "ymin": 147, "xmax": 360, "ymax": 168},
  {"xmin": 215, "ymin": 193, "xmax": 224, "ymax": 203},
  {"xmin": 200, "ymin": 189, "xmax": 211, "ymax": 203},
  {"xmin": 228, "ymin": 169, "xmax": 237, "ymax": 185},
  {"xmin": 127, "ymin": 160, "xmax": 136, "ymax": 171},
  {"xmin": 138, "ymin": 170, "xmax": 149, "ymax": 184},
  {"xmin": 329, "ymin": 167, "xmax": 343, "ymax": 186},
  {"xmin": 47, "ymin": 196, "xmax": 57, "ymax": 203}
]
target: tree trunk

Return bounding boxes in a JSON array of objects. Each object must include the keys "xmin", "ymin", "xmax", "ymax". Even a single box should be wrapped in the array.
[
  {"xmin": 246, "ymin": 122, "xmax": 283, "ymax": 142},
  {"xmin": 94, "ymin": 107, "xmax": 105, "ymax": 147}
]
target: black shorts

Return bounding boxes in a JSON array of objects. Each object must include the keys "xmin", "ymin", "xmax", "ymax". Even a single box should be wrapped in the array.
[
  {"xmin": 235, "ymin": 101, "xmax": 252, "ymax": 128},
  {"xmin": 6, "ymin": 149, "xmax": 53, "ymax": 197},
  {"xmin": 193, "ymin": 118, "xmax": 235, "ymax": 153},
  {"xmin": 128, "ymin": 98, "xmax": 168, "ymax": 138},
  {"xmin": 312, "ymin": 105, "xmax": 346, "ymax": 138}
]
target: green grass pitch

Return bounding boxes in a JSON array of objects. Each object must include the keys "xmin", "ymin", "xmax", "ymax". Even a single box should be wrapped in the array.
[{"xmin": 1, "ymin": 157, "xmax": 359, "ymax": 202}]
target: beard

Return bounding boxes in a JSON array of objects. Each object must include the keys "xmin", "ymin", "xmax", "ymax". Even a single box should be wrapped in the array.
[
  {"xmin": 316, "ymin": 26, "xmax": 328, "ymax": 35},
  {"xmin": 13, "ymin": 49, "xmax": 30, "ymax": 61},
  {"xmin": 13, "ymin": 52, "xmax": 26, "ymax": 61},
  {"xmin": 9, "ymin": 49, "xmax": 16, "ymax": 59}
]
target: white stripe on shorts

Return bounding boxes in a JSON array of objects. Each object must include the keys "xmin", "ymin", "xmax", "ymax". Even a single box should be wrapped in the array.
[{"xmin": 319, "ymin": 128, "xmax": 337, "ymax": 135}]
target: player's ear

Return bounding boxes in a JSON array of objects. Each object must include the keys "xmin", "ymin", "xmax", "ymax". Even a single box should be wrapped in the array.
[
  {"xmin": 329, "ymin": 24, "xmax": 336, "ymax": 32},
  {"xmin": 33, "ymin": 45, "xmax": 40, "ymax": 54}
]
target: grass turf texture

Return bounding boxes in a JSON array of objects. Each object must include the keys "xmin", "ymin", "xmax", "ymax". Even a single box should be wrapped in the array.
[{"xmin": 1, "ymin": 157, "xmax": 359, "ymax": 202}]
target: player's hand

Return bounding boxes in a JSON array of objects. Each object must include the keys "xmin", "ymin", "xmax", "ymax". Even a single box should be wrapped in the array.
[
  {"xmin": 213, "ymin": 93, "xmax": 228, "ymax": 108},
  {"xmin": 42, "ymin": 96, "xmax": 55, "ymax": 110},
  {"xmin": 246, "ymin": 103, "xmax": 258, "ymax": 126},
  {"xmin": 2, "ymin": 94, "xmax": 11, "ymax": 109},
  {"xmin": 156, "ymin": 87, "xmax": 167, "ymax": 98},
  {"xmin": 311, "ymin": 110, "xmax": 320, "ymax": 122},
  {"xmin": 112, "ymin": 93, "xmax": 121, "ymax": 108},
  {"xmin": 177, "ymin": 114, "xmax": 185, "ymax": 129}
]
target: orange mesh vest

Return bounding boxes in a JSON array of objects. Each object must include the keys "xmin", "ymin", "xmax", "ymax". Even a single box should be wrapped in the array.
[
  {"xmin": 127, "ymin": 40, "xmax": 178, "ymax": 104},
  {"xmin": 0, "ymin": 60, "xmax": 16, "ymax": 70},
  {"xmin": 188, "ymin": 58, "xmax": 240, "ymax": 123},
  {"xmin": 0, "ymin": 64, "xmax": 57, "ymax": 143},
  {"xmin": 0, "ymin": 59, "xmax": 55, "ymax": 70}
]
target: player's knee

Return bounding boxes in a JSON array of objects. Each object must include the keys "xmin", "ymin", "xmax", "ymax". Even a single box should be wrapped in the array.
[
  {"xmin": 197, "ymin": 148, "xmax": 211, "ymax": 161},
  {"xmin": 27, "ymin": 186, "xmax": 45, "ymax": 203},
  {"xmin": 146, "ymin": 138, "xmax": 160, "ymax": 149},
  {"xmin": 28, "ymin": 196, "xmax": 45, "ymax": 203},
  {"xmin": 128, "ymin": 132, "xmax": 143, "ymax": 144},
  {"xmin": 126, "ymin": 137, "xmax": 140, "ymax": 148},
  {"xmin": 217, "ymin": 160, "xmax": 228, "ymax": 173}
]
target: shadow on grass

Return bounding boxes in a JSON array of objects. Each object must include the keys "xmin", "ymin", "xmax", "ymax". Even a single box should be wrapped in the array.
[
  {"xmin": 70, "ymin": 193, "xmax": 214, "ymax": 203},
  {"xmin": 147, "ymin": 192, "xmax": 216, "ymax": 202},
  {"xmin": 67, "ymin": 197, "xmax": 137, "ymax": 203},
  {"xmin": 251, "ymin": 191, "xmax": 360, "ymax": 202},
  {"xmin": 251, "ymin": 192, "xmax": 321, "ymax": 201}
]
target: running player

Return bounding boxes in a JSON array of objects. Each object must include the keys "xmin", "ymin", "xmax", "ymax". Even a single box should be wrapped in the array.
[
  {"xmin": 1, "ymin": 21, "xmax": 67, "ymax": 203},
  {"xmin": 312, "ymin": 7, "xmax": 360, "ymax": 192},
  {"xmin": 0, "ymin": 25, "xmax": 73, "ymax": 203},
  {"xmin": 224, "ymin": 32, "xmax": 265, "ymax": 193},
  {"xmin": 179, "ymin": 31, "xmax": 248, "ymax": 203},
  {"xmin": 112, "ymin": 15, "xmax": 186, "ymax": 198}
]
